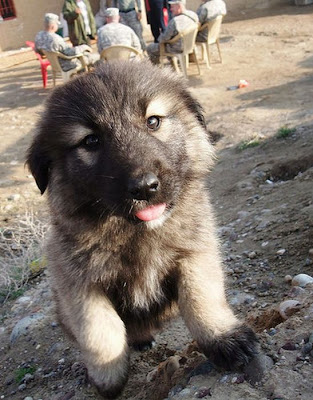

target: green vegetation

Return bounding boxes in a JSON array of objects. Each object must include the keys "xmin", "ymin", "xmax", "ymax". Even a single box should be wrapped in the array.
[
  {"xmin": 237, "ymin": 137, "xmax": 261, "ymax": 151},
  {"xmin": 15, "ymin": 366, "xmax": 37, "ymax": 383},
  {"xmin": 276, "ymin": 126, "xmax": 296, "ymax": 139}
]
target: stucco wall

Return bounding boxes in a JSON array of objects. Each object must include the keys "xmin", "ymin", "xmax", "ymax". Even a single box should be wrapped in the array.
[
  {"xmin": 0, "ymin": 0, "xmax": 290, "ymax": 52},
  {"xmin": 189, "ymin": 0, "xmax": 289, "ymax": 12},
  {"xmin": 0, "ymin": 0, "xmax": 66, "ymax": 51}
]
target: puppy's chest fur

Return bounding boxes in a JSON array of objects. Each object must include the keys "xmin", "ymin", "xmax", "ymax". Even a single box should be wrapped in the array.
[{"xmin": 55, "ymin": 222, "xmax": 181, "ymax": 318}]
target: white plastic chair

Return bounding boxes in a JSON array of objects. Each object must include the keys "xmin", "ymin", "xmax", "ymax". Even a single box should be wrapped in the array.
[
  {"xmin": 42, "ymin": 50, "xmax": 87, "ymax": 86},
  {"xmin": 196, "ymin": 15, "xmax": 223, "ymax": 69},
  {"xmin": 159, "ymin": 25, "xmax": 201, "ymax": 77},
  {"xmin": 100, "ymin": 45, "xmax": 143, "ymax": 61}
]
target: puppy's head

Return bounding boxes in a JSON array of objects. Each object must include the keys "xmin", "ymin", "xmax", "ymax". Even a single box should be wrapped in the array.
[{"xmin": 26, "ymin": 61, "xmax": 214, "ymax": 227}]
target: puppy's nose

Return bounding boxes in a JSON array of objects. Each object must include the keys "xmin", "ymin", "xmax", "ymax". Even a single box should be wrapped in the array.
[{"xmin": 128, "ymin": 173, "xmax": 160, "ymax": 201}]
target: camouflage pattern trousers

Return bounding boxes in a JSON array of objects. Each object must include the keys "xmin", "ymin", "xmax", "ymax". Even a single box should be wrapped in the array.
[{"xmin": 120, "ymin": 10, "xmax": 146, "ymax": 51}]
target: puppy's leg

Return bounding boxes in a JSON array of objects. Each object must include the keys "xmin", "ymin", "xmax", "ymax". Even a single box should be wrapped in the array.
[
  {"xmin": 178, "ymin": 243, "xmax": 258, "ymax": 370},
  {"xmin": 57, "ymin": 287, "xmax": 129, "ymax": 399}
]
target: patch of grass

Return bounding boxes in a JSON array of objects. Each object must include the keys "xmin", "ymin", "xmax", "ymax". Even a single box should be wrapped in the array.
[
  {"xmin": 276, "ymin": 126, "xmax": 296, "ymax": 139},
  {"xmin": 0, "ymin": 212, "xmax": 47, "ymax": 302},
  {"xmin": 237, "ymin": 137, "xmax": 261, "ymax": 151},
  {"xmin": 15, "ymin": 366, "xmax": 37, "ymax": 383}
]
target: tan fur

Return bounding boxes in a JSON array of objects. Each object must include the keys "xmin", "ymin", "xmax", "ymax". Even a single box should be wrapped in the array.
[{"xmin": 27, "ymin": 61, "xmax": 258, "ymax": 398}]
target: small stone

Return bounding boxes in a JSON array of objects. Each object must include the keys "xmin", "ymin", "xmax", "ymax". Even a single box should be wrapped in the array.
[
  {"xmin": 194, "ymin": 386, "xmax": 212, "ymax": 398},
  {"xmin": 278, "ymin": 300, "xmax": 301, "ymax": 319},
  {"xmin": 301, "ymin": 342, "xmax": 312, "ymax": 355},
  {"xmin": 292, "ymin": 273, "xmax": 313, "ymax": 287},
  {"xmin": 7, "ymin": 194, "xmax": 21, "ymax": 201},
  {"xmin": 284, "ymin": 275, "xmax": 292, "ymax": 283},
  {"xmin": 168, "ymin": 384, "xmax": 184, "ymax": 397},
  {"xmin": 10, "ymin": 314, "xmax": 45, "ymax": 344},
  {"xmin": 288, "ymin": 286, "xmax": 305, "ymax": 297},
  {"xmin": 248, "ymin": 251, "xmax": 257, "ymax": 259},
  {"xmin": 276, "ymin": 249, "xmax": 286, "ymax": 256},
  {"xmin": 18, "ymin": 383, "xmax": 27, "ymax": 391},
  {"xmin": 268, "ymin": 328, "xmax": 277, "ymax": 336},
  {"xmin": 22, "ymin": 373, "xmax": 34, "ymax": 383},
  {"xmin": 23, "ymin": 397, "xmax": 33, "ymax": 400},
  {"xmin": 281, "ymin": 342, "xmax": 297, "ymax": 351},
  {"xmin": 308, "ymin": 249, "xmax": 313, "ymax": 257}
]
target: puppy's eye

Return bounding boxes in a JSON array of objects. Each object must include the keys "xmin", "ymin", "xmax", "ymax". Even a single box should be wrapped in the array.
[
  {"xmin": 147, "ymin": 116, "xmax": 161, "ymax": 131},
  {"xmin": 82, "ymin": 134, "xmax": 100, "ymax": 148}
]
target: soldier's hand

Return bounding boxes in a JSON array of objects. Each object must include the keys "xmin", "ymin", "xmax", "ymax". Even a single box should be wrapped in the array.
[{"xmin": 137, "ymin": 11, "xmax": 142, "ymax": 21}]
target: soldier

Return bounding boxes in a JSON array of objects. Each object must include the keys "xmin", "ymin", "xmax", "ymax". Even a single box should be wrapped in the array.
[
  {"xmin": 117, "ymin": 0, "xmax": 146, "ymax": 50},
  {"xmin": 35, "ymin": 13, "xmax": 99, "ymax": 72},
  {"xmin": 196, "ymin": 0, "xmax": 227, "ymax": 42},
  {"xmin": 62, "ymin": 0, "xmax": 97, "ymax": 46},
  {"xmin": 95, "ymin": 0, "xmax": 117, "ymax": 29},
  {"xmin": 97, "ymin": 8, "xmax": 142, "ymax": 54},
  {"xmin": 147, "ymin": 0, "xmax": 198, "ymax": 64}
]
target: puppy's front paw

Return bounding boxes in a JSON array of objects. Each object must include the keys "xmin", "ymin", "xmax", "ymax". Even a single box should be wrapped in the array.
[
  {"xmin": 200, "ymin": 325, "xmax": 259, "ymax": 370},
  {"xmin": 89, "ymin": 375, "xmax": 126, "ymax": 399}
]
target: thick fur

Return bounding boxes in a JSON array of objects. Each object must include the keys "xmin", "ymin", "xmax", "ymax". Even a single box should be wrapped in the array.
[{"xmin": 26, "ymin": 61, "xmax": 258, "ymax": 398}]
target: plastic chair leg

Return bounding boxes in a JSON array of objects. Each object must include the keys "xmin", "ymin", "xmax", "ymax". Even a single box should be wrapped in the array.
[{"xmin": 40, "ymin": 65, "xmax": 48, "ymax": 89}]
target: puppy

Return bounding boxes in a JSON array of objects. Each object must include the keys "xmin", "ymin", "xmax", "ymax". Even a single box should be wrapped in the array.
[{"xmin": 27, "ymin": 61, "xmax": 258, "ymax": 398}]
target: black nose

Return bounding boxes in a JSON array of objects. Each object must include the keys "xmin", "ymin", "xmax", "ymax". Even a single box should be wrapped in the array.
[{"xmin": 128, "ymin": 173, "xmax": 160, "ymax": 201}]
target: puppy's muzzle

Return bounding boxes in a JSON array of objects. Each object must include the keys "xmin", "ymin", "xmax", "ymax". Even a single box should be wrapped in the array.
[{"xmin": 127, "ymin": 172, "xmax": 160, "ymax": 201}]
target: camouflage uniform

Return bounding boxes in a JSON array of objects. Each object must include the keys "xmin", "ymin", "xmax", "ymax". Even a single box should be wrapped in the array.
[
  {"xmin": 97, "ymin": 22, "xmax": 141, "ymax": 53},
  {"xmin": 95, "ymin": 0, "xmax": 118, "ymax": 28},
  {"xmin": 196, "ymin": 0, "xmax": 226, "ymax": 42},
  {"xmin": 35, "ymin": 31, "xmax": 99, "ymax": 72},
  {"xmin": 117, "ymin": 0, "xmax": 146, "ymax": 50},
  {"xmin": 147, "ymin": 10, "xmax": 198, "ymax": 63}
]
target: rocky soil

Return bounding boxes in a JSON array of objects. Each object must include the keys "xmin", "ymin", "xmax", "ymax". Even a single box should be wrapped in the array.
[{"xmin": 0, "ymin": 3, "xmax": 313, "ymax": 400}]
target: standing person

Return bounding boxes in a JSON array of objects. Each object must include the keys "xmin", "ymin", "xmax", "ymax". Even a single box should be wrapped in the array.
[
  {"xmin": 95, "ymin": 0, "xmax": 117, "ymax": 29},
  {"xmin": 63, "ymin": 0, "xmax": 97, "ymax": 46},
  {"xmin": 117, "ymin": 0, "xmax": 146, "ymax": 50},
  {"xmin": 97, "ymin": 8, "xmax": 142, "ymax": 54},
  {"xmin": 35, "ymin": 13, "xmax": 99, "ymax": 72},
  {"xmin": 147, "ymin": 0, "xmax": 166, "ymax": 43},
  {"xmin": 196, "ymin": 0, "xmax": 226, "ymax": 42},
  {"xmin": 147, "ymin": 0, "xmax": 198, "ymax": 64}
]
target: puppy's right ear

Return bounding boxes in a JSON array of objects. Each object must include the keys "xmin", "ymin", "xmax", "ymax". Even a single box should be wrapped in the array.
[{"xmin": 26, "ymin": 139, "xmax": 51, "ymax": 195}]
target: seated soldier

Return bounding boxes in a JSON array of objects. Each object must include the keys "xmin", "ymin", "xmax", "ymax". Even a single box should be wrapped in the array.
[
  {"xmin": 196, "ymin": 0, "xmax": 226, "ymax": 42},
  {"xmin": 35, "ymin": 13, "xmax": 99, "ymax": 72},
  {"xmin": 97, "ymin": 8, "xmax": 141, "ymax": 54},
  {"xmin": 147, "ymin": 0, "xmax": 198, "ymax": 64}
]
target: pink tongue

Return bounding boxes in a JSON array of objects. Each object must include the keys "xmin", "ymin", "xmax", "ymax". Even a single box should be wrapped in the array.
[{"xmin": 135, "ymin": 203, "xmax": 166, "ymax": 221}]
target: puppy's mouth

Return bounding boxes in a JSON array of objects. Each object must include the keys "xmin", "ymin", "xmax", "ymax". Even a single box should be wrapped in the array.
[{"xmin": 134, "ymin": 203, "xmax": 167, "ymax": 222}]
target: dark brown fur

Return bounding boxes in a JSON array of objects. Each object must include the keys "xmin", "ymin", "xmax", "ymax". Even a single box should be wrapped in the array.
[{"xmin": 27, "ymin": 61, "xmax": 258, "ymax": 398}]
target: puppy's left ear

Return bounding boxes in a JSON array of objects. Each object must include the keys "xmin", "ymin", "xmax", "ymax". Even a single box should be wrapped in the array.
[
  {"xmin": 184, "ymin": 93, "xmax": 207, "ymax": 130},
  {"xmin": 26, "ymin": 139, "xmax": 51, "ymax": 195}
]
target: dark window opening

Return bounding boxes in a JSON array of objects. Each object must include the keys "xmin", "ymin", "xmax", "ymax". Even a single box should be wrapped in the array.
[{"xmin": 0, "ymin": 0, "xmax": 16, "ymax": 20}]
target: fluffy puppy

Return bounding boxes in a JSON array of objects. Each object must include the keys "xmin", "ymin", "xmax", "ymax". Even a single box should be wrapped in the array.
[{"xmin": 27, "ymin": 61, "xmax": 258, "ymax": 398}]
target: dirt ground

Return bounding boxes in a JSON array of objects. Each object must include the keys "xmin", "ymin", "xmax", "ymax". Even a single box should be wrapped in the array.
[{"xmin": 0, "ymin": 3, "xmax": 313, "ymax": 400}]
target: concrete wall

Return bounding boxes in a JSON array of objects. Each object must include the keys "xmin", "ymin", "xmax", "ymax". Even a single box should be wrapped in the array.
[{"xmin": 0, "ymin": 0, "xmax": 290, "ymax": 52}]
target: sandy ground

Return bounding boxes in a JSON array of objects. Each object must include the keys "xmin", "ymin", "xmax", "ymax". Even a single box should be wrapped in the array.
[{"xmin": 0, "ymin": 3, "xmax": 313, "ymax": 400}]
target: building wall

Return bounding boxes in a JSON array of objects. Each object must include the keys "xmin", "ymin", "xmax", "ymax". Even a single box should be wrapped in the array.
[{"xmin": 0, "ymin": 0, "xmax": 288, "ymax": 52}]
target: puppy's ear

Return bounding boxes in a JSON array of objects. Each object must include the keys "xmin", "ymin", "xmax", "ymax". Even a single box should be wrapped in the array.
[
  {"xmin": 26, "ymin": 139, "xmax": 51, "ymax": 194},
  {"xmin": 183, "ymin": 93, "xmax": 207, "ymax": 130}
]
